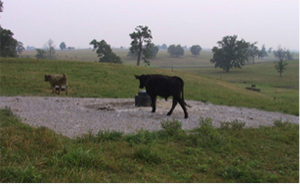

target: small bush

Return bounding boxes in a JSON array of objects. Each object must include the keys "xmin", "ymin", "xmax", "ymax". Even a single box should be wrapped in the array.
[
  {"xmin": 187, "ymin": 117, "xmax": 225, "ymax": 149},
  {"xmin": 161, "ymin": 119, "xmax": 183, "ymax": 136}
]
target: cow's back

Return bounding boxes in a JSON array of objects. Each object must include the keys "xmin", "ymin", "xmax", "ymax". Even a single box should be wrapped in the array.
[{"xmin": 146, "ymin": 75, "xmax": 183, "ymax": 98}]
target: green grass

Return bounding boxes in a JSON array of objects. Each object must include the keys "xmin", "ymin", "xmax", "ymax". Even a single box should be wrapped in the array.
[
  {"xmin": 1, "ymin": 57, "xmax": 298, "ymax": 115},
  {"xmin": 0, "ymin": 56, "xmax": 298, "ymax": 182},
  {"xmin": 185, "ymin": 60, "xmax": 299, "ymax": 115},
  {"xmin": 21, "ymin": 48, "xmax": 299, "ymax": 68},
  {"xmin": 0, "ymin": 108, "xmax": 298, "ymax": 182}
]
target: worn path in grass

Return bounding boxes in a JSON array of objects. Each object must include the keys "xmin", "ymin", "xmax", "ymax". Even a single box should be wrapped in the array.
[{"xmin": 0, "ymin": 96, "xmax": 298, "ymax": 138}]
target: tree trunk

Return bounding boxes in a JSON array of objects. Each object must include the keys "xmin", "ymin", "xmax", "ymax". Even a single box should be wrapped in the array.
[{"xmin": 136, "ymin": 42, "xmax": 142, "ymax": 66}]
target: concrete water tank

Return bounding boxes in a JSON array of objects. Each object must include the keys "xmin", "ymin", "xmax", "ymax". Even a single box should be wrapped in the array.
[{"xmin": 135, "ymin": 90, "xmax": 151, "ymax": 107}]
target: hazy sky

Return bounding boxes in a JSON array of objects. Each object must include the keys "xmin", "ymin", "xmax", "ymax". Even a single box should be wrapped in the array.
[{"xmin": 1, "ymin": 0, "xmax": 299, "ymax": 50}]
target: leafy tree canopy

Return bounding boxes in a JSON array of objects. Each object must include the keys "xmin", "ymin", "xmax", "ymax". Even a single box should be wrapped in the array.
[
  {"xmin": 16, "ymin": 41, "xmax": 25, "ymax": 55},
  {"xmin": 90, "ymin": 39, "xmax": 122, "ymax": 64},
  {"xmin": 0, "ymin": 26, "xmax": 18, "ymax": 57},
  {"xmin": 273, "ymin": 46, "xmax": 291, "ymax": 77},
  {"xmin": 168, "ymin": 44, "xmax": 184, "ymax": 57},
  {"xmin": 44, "ymin": 39, "xmax": 56, "ymax": 60},
  {"xmin": 128, "ymin": 43, "xmax": 159, "ymax": 64},
  {"xmin": 0, "ymin": 0, "xmax": 3, "ymax": 12},
  {"xmin": 160, "ymin": 43, "xmax": 168, "ymax": 50},
  {"xmin": 60, "ymin": 42, "xmax": 66, "ymax": 50},
  {"xmin": 247, "ymin": 42, "xmax": 259, "ymax": 64},
  {"xmin": 190, "ymin": 45, "xmax": 202, "ymax": 57},
  {"xmin": 260, "ymin": 45, "xmax": 268, "ymax": 58},
  {"xmin": 129, "ymin": 25, "xmax": 153, "ymax": 66},
  {"xmin": 273, "ymin": 46, "xmax": 293, "ymax": 61},
  {"xmin": 210, "ymin": 35, "xmax": 249, "ymax": 72},
  {"xmin": 35, "ymin": 49, "xmax": 47, "ymax": 60}
]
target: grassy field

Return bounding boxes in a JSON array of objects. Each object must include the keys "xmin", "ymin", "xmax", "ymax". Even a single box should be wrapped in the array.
[
  {"xmin": 20, "ymin": 48, "xmax": 296, "ymax": 68},
  {"xmin": 0, "ymin": 58, "xmax": 300, "ymax": 115},
  {"xmin": 0, "ymin": 56, "xmax": 299, "ymax": 182},
  {"xmin": 0, "ymin": 108, "xmax": 298, "ymax": 182}
]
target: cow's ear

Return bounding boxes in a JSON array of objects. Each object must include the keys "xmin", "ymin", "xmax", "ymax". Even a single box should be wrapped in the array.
[{"xmin": 135, "ymin": 75, "xmax": 140, "ymax": 79}]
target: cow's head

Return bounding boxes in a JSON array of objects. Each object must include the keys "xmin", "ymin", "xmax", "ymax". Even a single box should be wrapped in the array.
[
  {"xmin": 44, "ymin": 74, "xmax": 51, "ymax": 82},
  {"xmin": 135, "ymin": 75, "xmax": 147, "ymax": 89}
]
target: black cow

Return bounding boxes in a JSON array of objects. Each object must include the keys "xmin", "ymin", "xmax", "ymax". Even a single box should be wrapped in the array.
[{"xmin": 135, "ymin": 74, "xmax": 189, "ymax": 118}]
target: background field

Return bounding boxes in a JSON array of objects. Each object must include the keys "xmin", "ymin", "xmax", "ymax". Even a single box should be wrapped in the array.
[
  {"xmin": 0, "ymin": 56, "xmax": 298, "ymax": 182},
  {"xmin": 20, "ymin": 48, "xmax": 298, "ymax": 68},
  {"xmin": 0, "ymin": 57, "xmax": 299, "ymax": 115}
]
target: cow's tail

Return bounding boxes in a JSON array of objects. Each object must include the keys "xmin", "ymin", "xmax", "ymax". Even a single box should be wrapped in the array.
[{"xmin": 179, "ymin": 77, "xmax": 191, "ymax": 108}]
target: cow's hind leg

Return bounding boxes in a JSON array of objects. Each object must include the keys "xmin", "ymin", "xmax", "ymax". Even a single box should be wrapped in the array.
[
  {"xmin": 178, "ymin": 99, "xmax": 188, "ymax": 119},
  {"xmin": 167, "ymin": 98, "xmax": 178, "ymax": 116},
  {"xmin": 151, "ymin": 96, "xmax": 157, "ymax": 113}
]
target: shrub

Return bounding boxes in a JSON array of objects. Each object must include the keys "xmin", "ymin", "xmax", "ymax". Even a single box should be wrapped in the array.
[{"xmin": 161, "ymin": 119, "xmax": 183, "ymax": 136}]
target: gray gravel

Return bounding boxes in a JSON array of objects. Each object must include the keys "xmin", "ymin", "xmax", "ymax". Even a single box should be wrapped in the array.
[{"xmin": 0, "ymin": 96, "xmax": 298, "ymax": 138}]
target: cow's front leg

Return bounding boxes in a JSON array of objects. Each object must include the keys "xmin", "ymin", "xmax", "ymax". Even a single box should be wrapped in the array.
[
  {"xmin": 151, "ymin": 96, "xmax": 157, "ymax": 113},
  {"xmin": 57, "ymin": 85, "xmax": 61, "ymax": 95},
  {"xmin": 167, "ymin": 98, "xmax": 178, "ymax": 116},
  {"xmin": 51, "ymin": 85, "xmax": 55, "ymax": 94}
]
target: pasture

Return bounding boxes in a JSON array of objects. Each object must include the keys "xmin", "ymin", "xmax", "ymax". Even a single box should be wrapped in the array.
[
  {"xmin": 0, "ymin": 56, "xmax": 299, "ymax": 182},
  {"xmin": 20, "ymin": 48, "xmax": 292, "ymax": 67}
]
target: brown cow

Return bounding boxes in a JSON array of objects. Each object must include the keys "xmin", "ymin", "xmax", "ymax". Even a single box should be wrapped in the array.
[{"xmin": 44, "ymin": 74, "xmax": 68, "ymax": 95}]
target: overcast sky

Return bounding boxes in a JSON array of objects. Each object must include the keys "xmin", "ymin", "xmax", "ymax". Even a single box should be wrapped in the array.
[{"xmin": 1, "ymin": 0, "xmax": 299, "ymax": 50}]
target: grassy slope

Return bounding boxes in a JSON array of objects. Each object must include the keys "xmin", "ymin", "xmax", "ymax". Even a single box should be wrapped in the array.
[
  {"xmin": 0, "ymin": 58, "xmax": 299, "ymax": 182},
  {"xmin": 0, "ymin": 58, "xmax": 298, "ymax": 115}
]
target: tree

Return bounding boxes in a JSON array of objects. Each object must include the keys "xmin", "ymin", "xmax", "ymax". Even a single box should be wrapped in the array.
[
  {"xmin": 0, "ymin": 26, "xmax": 18, "ymax": 57},
  {"xmin": 273, "ymin": 46, "xmax": 289, "ymax": 77},
  {"xmin": 268, "ymin": 47, "xmax": 273, "ymax": 53},
  {"xmin": 210, "ymin": 35, "xmax": 249, "ymax": 72},
  {"xmin": 285, "ymin": 50, "xmax": 294, "ymax": 60},
  {"xmin": 0, "ymin": 3, "xmax": 23, "ymax": 57},
  {"xmin": 129, "ymin": 25, "xmax": 153, "ymax": 66},
  {"xmin": 35, "ymin": 49, "xmax": 47, "ymax": 60},
  {"xmin": 16, "ymin": 41, "xmax": 25, "ymax": 55},
  {"xmin": 190, "ymin": 45, "xmax": 202, "ymax": 57},
  {"xmin": 0, "ymin": 0, "xmax": 3, "ymax": 12},
  {"xmin": 260, "ymin": 44, "xmax": 268, "ymax": 58},
  {"xmin": 60, "ymin": 42, "xmax": 66, "ymax": 50},
  {"xmin": 143, "ymin": 43, "xmax": 159, "ymax": 65},
  {"xmin": 168, "ymin": 44, "xmax": 184, "ymax": 57},
  {"xmin": 127, "ymin": 43, "xmax": 159, "ymax": 63},
  {"xmin": 247, "ymin": 42, "xmax": 260, "ymax": 64},
  {"xmin": 89, "ymin": 39, "xmax": 122, "ymax": 64},
  {"xmin": 160, "ymin": 43, "xmax": 167, "ymax": 50},
  {"xmin": 44, "ymin": 39, "xmax": 56, "ymax": 59}
]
